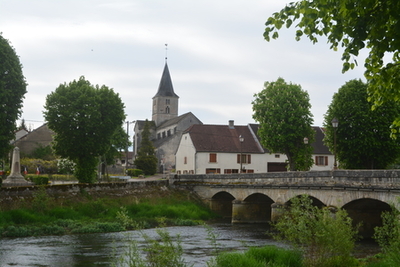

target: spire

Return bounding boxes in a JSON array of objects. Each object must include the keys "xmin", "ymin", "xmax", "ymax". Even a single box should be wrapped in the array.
[{"xmin": 153, "ymin": 62, "xmax": 179, "ymax": 98}]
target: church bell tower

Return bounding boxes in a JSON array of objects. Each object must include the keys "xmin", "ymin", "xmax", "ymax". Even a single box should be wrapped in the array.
[{"xmin": 152, "ymin": 62, "xmax": 179, "ymax": 126}]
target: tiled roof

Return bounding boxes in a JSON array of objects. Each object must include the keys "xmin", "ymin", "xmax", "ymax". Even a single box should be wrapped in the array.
[
  {"xmin": 186, "ymin": 124, "xmax": 264, "ymax": 153},
  {"xmin": 312, "ymin": 126, "xmax": 331, "ymax": 154}
]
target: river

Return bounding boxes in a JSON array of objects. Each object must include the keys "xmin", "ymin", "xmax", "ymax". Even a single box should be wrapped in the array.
[{"xmin": 0, "ymin": 223, "xmax": 379, "ymax": 267}]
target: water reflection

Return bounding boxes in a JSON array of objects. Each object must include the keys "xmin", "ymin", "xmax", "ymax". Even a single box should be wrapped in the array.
[{"xmin": 0, "ymin": 223, "xmax": 379, "ymax": 267}]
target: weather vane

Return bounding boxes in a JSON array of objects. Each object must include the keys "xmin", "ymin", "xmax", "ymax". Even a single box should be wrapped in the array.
[{"xmin": 165, "ymin": 43, "xmax": 168, "ymax": 62}]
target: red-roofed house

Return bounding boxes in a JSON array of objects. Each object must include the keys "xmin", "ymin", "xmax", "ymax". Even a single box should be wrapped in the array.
[{"xmin": 175, "ymin": 121, "xmax": 334, "ymax": 174}]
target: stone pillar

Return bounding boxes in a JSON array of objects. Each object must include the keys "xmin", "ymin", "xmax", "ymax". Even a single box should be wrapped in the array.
[
  {"xmin": 271, "ymin": 202, "xmax": 286, "ymax": 223},
  {"xmin": 3, "ymin": 147, "xmax": 31, "ymax": 185}
]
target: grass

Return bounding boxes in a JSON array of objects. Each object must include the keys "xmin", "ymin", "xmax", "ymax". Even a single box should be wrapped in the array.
[{"xmin": 0, "ymin": 188, "xmax": 217, "ymax": 237}]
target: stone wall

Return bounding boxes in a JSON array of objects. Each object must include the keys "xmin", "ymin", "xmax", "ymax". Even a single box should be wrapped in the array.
[
  {"xmin": 171, "ymin": 170, "xmax": 400, "ymax": 190},
  {"xmin": 0, "ymin": 180, "xmax": 169, "ymax": 205}
]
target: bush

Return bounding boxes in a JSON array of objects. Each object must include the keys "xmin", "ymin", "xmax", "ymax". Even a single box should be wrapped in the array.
[
  {"xmin": 272, "ymin": 195, "xmax": 359, "ymax": 267},
  {"xmin": 28, "ymin": 175, "xmax": 49, "ymax": 185},
  {"xmin": 126, "ymin": 169, "xmax": 143, "ymax": 177}
]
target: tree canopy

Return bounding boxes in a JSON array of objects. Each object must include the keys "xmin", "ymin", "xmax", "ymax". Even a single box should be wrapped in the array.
[
  {"xmin": 264, "ymin": 1, "xmax": 400, "ymax": 136},
  {"xmin": 0, "ymin": 33, "xmax": 27, "ymax": 159},
  {"xmin": 43, "ymin": 76, "xmax": 126, "ymax": 183},
  {"xmin": 252, "ymin": 77, "xmax": 314, "ymax": 171},
  {"xmin": 134, "ymin": 119, "xmax": 157, "ymax": 175},
  {"xmin": 324, "ymin": 79, "xmax": 400, "ymax": 169}
]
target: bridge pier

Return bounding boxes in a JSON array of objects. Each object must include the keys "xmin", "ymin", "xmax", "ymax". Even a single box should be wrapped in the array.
[
  {"xmin": 271, "ymin": 202, "xmax": 286, "ymax": 223},
  {"xmin": 232, "ymin": 200, "xmax": 269, "ymax": 223}
]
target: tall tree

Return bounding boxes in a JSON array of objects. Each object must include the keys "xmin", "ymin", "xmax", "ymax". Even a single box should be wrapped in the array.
[
  {"xmin": 134, "ymin": 119, "xmax": 157, "ymax": 175},
  {"xmin": 0, "ymin": 33, "xmax": 27, "ymax": 159},
  {"xmin": 324, "ymin": 79, "xmax": 400, "ymax": 169},
  {"xmin": 43, "ymin": 76, "xmax": 125, "ymax": 183},
  {"xmin": 264, "ymin": 1, "xmax": 400, "ymax": 136},
  {"xmin": 252, "ymin": 77, "xmax": 314, "ymax": 171}
]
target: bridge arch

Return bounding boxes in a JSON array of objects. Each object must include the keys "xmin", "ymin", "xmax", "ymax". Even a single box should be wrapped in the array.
[
  {"xmin": 210, "ymin": 191, "xmax": 235, "ymax": 218},
  {"xmin": 232, "ymin": 193, "xmax": 274, "ymax": 223},
  {"xmin": 343, "ymin": 198, "xmax": 392, "ymax": 238},
  {"xmin": 285, "ymin": 194, "xmax": 326, "ymax": 208}
]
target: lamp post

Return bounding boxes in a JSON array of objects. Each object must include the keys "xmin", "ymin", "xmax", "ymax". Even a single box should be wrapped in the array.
[
  {"xmin": 239, "ymin": 135, "xmax": 244, "ymax": 173},
  {"xmin": 332, "ymin": 118, "xmax": 338, "ymax": 170}
]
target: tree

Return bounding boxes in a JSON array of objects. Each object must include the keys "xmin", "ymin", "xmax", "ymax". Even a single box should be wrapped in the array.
[
  {"xmin": 43, "ymin": 76, "xmax": 125, "ymax": 183},
  {"xmin": 273, "ymin": 195, "xmax": 359, "ymax": 267},
  {"xmin": 252, "ymin": 77, "xmax": 314, "ymax": 171},
  {"xmin": 324, "ymin": 79, "xmax": 400, "ymax": 169},
  {"xmin": 264, "ymin": 1, "xmax": 400, "ymax": 136},
  {"xmin": 134, "ymin": 119, "xmax": 157, "ymax": 175},
  {"xmin": 0, "ymin": 33, "xmax": 27, "ymax": 159}
]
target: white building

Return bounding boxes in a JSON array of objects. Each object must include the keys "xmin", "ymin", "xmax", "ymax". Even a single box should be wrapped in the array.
[{"xmin": 175, "ymin": 121, "xmax": 334, "ymax": 174}]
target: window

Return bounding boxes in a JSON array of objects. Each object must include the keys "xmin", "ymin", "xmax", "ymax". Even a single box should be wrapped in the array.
[
  {"xmin": 167, "ymin": 130, "xmax": 171, "ymax": 136},
  {"xmin": 166, "ymin": 106, "xmax": 170, "ymax": 114},
  {"xmin": 237, "ymin": 154, "xmax": 251, "ymax": 164},
  {"xmin": 209, "ymin": 153, "xmax": 217, "ymax": 163},
  {"xmin": 315, "ymin": 156, "xmax": 328, "ymax": 166},
  {"xmin": 275, "ymin": 154, "xmax": 280, "ymax": 158},
  {"xmin": 166, "ymin": 99, "xmax": 170, "ymax": 105},
  {"xmin": 206, "ymin": 168, "xmax": 220, "ymax": 174},
  {"xmin": 184, "ymin": 156, "xmax": 187, "ymax": 164}
]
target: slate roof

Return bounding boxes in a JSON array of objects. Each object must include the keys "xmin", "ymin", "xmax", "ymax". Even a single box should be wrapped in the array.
[
  {"xmin": 311, "ymin": 126, "xmax": 332, "ymax": 154},
  {"xmin": 157, "ymin": 112, "xmax": 201, "ymax": 129},
  {"xmin": 184, "ymin": 124, "xmax": 264, "ymax": 153},
  {"xmin": 153, "ymin": 63, "xmax": 179, "ymax": 98}
]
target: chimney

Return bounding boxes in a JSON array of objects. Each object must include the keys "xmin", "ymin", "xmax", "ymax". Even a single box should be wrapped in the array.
[{"xmin": 228, "ymin": 120, "xmax": 234, "ymax": 129}]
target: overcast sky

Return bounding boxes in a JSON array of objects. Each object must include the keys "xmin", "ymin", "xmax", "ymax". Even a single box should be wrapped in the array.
[{"xmin": 1, "ymin": 0, "xmax": 366, "ymax": 132}]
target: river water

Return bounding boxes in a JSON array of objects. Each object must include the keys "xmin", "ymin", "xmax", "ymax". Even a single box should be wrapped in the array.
[{"xmin": 0, "ymin": 223, "xmax": 379, "ymax": 267}]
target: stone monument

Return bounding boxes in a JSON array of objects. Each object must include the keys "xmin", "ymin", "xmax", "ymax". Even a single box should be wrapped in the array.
[{"xmin": 3, "ymin": 147, "xmax": 32, "ymax": 185}]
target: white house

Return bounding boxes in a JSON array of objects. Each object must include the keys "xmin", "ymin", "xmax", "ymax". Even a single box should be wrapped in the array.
[{"xmin": 175, "ymin": 121, "xmax": 334, "ymax": 174}]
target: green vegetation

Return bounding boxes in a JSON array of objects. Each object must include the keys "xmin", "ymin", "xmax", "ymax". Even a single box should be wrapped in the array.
[
  {"xmin": 209, "ymin": 246, "xmax": 302, "ymax": 267},
  {"xmin": 272, "ymin": 195, "xmax": 359, "ymax": 267},
  {"xmin": 0, "ymin": 33, "xmax": 27, "ymax": 160},
  {"xmin": 43, "ymin": 76, "xmax": 126, "ymax": 183},
  {"xmin": 263, "ymin": 1, "xmax": 400, "ymax": 137},
  {"xmin": 252, "ymin": 77, "xmax": 314, "ymax": 171},
  {"xmin": 0, "ymin": 188, "xmax": 216, "ymax": 237},
  {"xmin": 134, "ymin": 119, "xmax": 158, "ymax": 175},
  {"xmin": 324, "ymin": 79, "xmax": 400, "ymax": 169}
]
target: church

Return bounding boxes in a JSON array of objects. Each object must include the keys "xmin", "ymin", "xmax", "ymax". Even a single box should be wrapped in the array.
[{"xmin": 133, "ymin": 62, "xmax": 202, "ymax": 172}]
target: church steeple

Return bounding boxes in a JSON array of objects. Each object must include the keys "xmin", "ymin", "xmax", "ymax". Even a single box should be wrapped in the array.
[{"xmin": 152, "ymin": 62, "xmax": 179, "ymax": 126}]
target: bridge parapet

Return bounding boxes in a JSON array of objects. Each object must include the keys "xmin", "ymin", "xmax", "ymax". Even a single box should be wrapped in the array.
[{"xmin": 171, "ymin": 170, "xmax": 400, "ymax": 190}]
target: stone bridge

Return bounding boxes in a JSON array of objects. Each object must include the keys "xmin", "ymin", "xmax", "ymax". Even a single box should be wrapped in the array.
[{"xmin": 170, "ymin": 170, "xmax": 400, "ymax": 238}]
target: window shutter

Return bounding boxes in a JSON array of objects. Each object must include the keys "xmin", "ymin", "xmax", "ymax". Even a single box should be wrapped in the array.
[
  {"xmin": 325, "ymin": 156, "xmax": 328, "ymax": 166},
  {"xmin": 315, "ymin": 156, "xmax": 318, "ymax": 165},
  {"xmin": 248, "ymin": 155, "xmax": 251, "ymax": 164},
  {"xmin": 237, "ymin": 154, "xmax": 240, "ymax": 163}
]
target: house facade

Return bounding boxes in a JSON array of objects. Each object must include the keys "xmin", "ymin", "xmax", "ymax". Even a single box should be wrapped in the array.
[
  {"xmin": 13, "ymin": 124, "xmax": 54, "ymax": 157},
  {"xmin": 175, "ymin": 121, "xmax": 334, "ymax": 174}
]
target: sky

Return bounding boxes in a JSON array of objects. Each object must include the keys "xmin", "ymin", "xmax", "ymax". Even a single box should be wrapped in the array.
[{"xmin": 1, "ymin": 0, "xmax": 366, "ymax": 133}]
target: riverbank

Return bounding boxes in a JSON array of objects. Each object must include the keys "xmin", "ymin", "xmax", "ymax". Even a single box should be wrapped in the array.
[{"xmin": 0, "ymin": 184, "xmax": 217, "ymax": 238}]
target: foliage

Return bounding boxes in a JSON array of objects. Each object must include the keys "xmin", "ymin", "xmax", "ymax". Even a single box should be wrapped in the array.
[
  {"xmin": 264, "ymin": 1, "xmax": 400, "ymax": 137},
  {"xmin": 112, "ymin": 227, "xmax": 189, "ymax": 267},
  {"xmin": 20, "ymin": 158, "xmax": 58, "ymax": 174},
  {"xmin": 252, "ymin": 77, "xmax": 314, "ymax": 171},
  {"xmin": 210, "ymin": 246, "xmax": 302, "ymax": 267},
  {"xmin": 373, "ymin": 203, "xmax": 400, "ymax": 266},
  {"xmin": 43, "ymin": 76, "xmax": 126, "ymax": 183},
  {"xmin": 324, "ymin": 79, "xmax": 400, "ymax": 169},
  {"xmin": 127, "ymin": 169, "xmax": 144, "ymax": 177},
  {"xmin": 104, "ymin": 126, "xmax": 131, "ymax": 165},
  {"xmin": 27, "ymin": 175, "xmax": 49, "ymax": 185},
  {"xmin": 134, "ymin": 120, "xmax": 158, "ymax": 175},
  {"xmin": 0, "ymin": 33, "xmax": 27, "ymax": 159},
  {"xmin": 29, "ymin": 144, "xmax": 55, "ymax": 160},
  {"xmin": 57, "ymin": 158, "xmax": 76, "ymax": 174},
  {"xmin": 273, "ymin": 195, "xmax": 359, "ymax": 267}
]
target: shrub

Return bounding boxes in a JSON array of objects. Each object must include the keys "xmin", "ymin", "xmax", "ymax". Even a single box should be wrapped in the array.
[
  {"xmin": 28, "ymin": 175, "xmax": 49, "ymax": 185},
  {"xmin": 126, "ymin": 169, "xmax": 143, "ymax": 177},
  {"xmin": 272, "ymin": 195, "xmax": 359, "ymax": 267}
]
